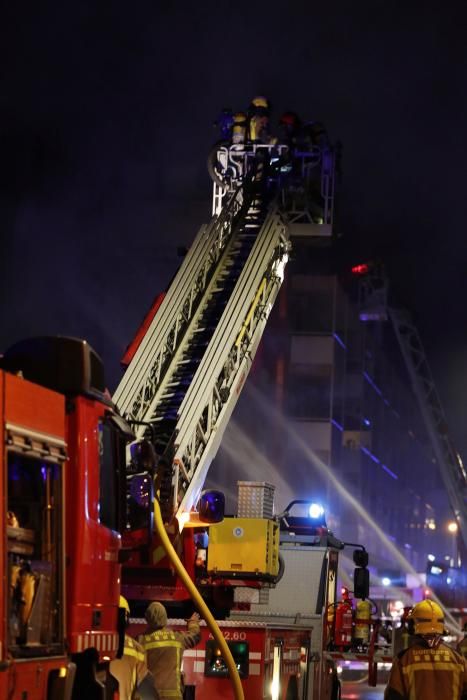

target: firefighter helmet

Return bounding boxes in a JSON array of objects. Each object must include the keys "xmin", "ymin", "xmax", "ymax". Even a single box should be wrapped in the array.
[
  {"xmin": 233, "ymin": 111, "xmax": 247, "ymax": 124},
  {"xmin": 119, "ymin": 595, "xmax": 130, "ymax": 615},
  {"xmin": 250, "ymin": 96, "xmax": 269, "ymax": 110},
  {"xmin": 410, "ymin": 599, "xmax": 444, "ymax": 635},
  {"xmin": 279, "ymin": 111, "xmax": 300, "ymax": 128},
  {"xmin": 145, "ymin": 601, "xmax": 168, "ymax": 629}
]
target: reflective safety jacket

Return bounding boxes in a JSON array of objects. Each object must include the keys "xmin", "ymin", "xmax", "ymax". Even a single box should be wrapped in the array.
[
  {"xmin": 385, "ymin": 637, "xmax": 467, "ymax": 700},
  {"xmin": 458, "ymin": 636, "xmax": 467, "ymax": 660},
  {"xmin": 138, "ymin": 620, "xmax": 201, "ymax": 700},
  {"xmin": 110, "ymin": 634, "xmax": 155, "ymax": 700}
]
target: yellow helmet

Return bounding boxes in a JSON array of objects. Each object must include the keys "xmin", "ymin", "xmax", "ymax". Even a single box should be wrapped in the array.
[
  {"xmin": 233, "ymin": 111, "xmax": 247, "ymax": 124},
  {"xmin": 410, "ymin": 599, "xmax": 444, "ymax": 635},
  {"xmin": 119, "ymin": 595, "xmax": 130, "ymax": 615},
  {"xmin": 251, "ymin": 96, "xmax": 269, "ymax": 109}
]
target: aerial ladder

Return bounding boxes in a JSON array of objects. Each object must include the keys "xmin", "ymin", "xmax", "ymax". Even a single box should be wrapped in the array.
[
  {"xmin": 114, "ymin": 125, "xmax": 337, "ymax": 528},
  {"xmin": 112, "ymin": 123, "xmax": 394, "ymax": 699},
  {"xmin": 113, "ymin": 163, "xmax": 290, "ymax": 527},
  {"xmin": 113, "ymin": 148, "xmax": 295, "ymax": 700}
]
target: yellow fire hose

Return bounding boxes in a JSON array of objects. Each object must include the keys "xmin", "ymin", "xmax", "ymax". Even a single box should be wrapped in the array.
[{"xmin": 153, "ymin": 496, "xmax": 245, "ymax": 700}]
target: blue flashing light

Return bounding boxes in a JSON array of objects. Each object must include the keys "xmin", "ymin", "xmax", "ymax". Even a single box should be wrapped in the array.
[
  {"xmin": 309, "ymin": 503, "xmax": 325, "ymax": 520},
  {"xmin": 382, "ymin": 577, "xmax": 391, "ymax": 586},
  {"xmin": 199, "ymin": 490, "xmax": 225, "ymax": 523}
]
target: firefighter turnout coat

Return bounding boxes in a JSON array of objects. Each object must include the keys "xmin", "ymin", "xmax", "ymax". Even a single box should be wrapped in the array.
[
  {"xmin": 458, "ymin": 635, "xmax": 467, "ymax": 660},
  {"xmin": 384, "ymin": 637, "xmax": 467, "ymax": 700},
  {"xmin": 138, "ymin": 619, "xmax": 201, "ymax": 700},
  {"xmin": 110, "ymin": 634, "xmax": 156, "ymax": 700}
]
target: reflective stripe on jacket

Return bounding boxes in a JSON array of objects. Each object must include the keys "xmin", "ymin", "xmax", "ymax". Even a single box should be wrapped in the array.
[
  {"xmin": 110, "ymin": 634, "xmax": 151, "ymax": 700},
  {"xmin": 138, "ymin": 621, "xmax": 201, "ymax": 700},
  {"xmin": 385, "ymin": 638, "xmax": 467, "ymax": 700}
]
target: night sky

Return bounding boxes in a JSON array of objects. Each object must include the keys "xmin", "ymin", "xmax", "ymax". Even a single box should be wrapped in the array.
[{"xmin": 2, "ymin": 2, "xmax": 467, "ymax": 461}]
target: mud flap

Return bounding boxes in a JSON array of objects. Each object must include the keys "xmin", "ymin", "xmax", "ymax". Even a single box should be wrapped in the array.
[{"xmin": 368, "ymin": 660, "xmax": 378, "ymax": 687}]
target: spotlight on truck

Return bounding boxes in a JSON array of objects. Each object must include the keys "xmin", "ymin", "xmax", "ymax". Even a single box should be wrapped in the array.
[{"xmin": 308, "ymin": 502, "xmax": 325, "ymax": 521}]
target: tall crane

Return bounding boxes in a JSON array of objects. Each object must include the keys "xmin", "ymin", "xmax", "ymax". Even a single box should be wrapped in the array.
[
  {"xmin": 354, "ymin": 262, "xmax": 467, "ymax": 554},
  {"xmin": 388, "ymin": 308, "xmax": 467, "ymax": 552}
]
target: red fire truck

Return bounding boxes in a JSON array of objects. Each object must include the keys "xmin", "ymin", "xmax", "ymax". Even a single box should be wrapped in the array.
[
  {"xmin": 0, "ymin": 127, "xmax": 390, "ymax": 699},
  {"xmin": 0, "ymin": 337, "xmax": 131, "ymax": 700}
]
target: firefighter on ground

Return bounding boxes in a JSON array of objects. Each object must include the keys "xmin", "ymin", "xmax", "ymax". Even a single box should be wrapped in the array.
[
  {"xmin": 110, "ymin": 596, "xmax": 158, "ymax": 700},
  {"xmin": 384, "ymin": 599, "xmax": 467, "ymax": 700},
  {"xmin": 138, "ymin": 602, "xmax": 201, "ymax": 700},
  {"xmin": 458, "ymin": 622, "xmax": 467, "ymax": 659},
  {"xmin": 392, "ymin": 605, "xmax": 414, "ymax": 655}
]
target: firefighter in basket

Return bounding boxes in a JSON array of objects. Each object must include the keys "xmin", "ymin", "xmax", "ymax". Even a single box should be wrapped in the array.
[
  {"xmin": 247, "ymin": 95, "xmax": 271, "ymax": 143},
  {"xmin": 384, "ymin": 599, "xmax": 467, "ymax": 700},
  {"xmin": 232, "ymin": 111, "xmax": 247, "ymax": 145}
]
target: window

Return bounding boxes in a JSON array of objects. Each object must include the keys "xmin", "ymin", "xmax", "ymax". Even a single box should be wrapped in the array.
[
  {"xmin": 286, "ymin": 364, "xmax": 332, "ymax": 419},
  {"xmin": 7, "ymin": 452, "xmax": 63, "ymax": 653},
  {"xmin": 98, "ymin": 419, "xmax": 126, "ymax": 532},
  {"xmin": 289, "ymin": 275, "xmax": 335, "ymax": 333}
]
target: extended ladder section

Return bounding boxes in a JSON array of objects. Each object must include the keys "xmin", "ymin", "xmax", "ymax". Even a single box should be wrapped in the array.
[
  {"xmin": 389, "ymin": 308, "xmax": 467, "ymax": 548},
  {"xmin": 113, "ymin": 184, "xmax": 289, "ymax": 523}
]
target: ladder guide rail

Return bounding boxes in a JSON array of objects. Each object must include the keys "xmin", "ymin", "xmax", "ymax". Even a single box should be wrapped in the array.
[
  {"xmin": 173, "ymin": 207, "xmax": 289, "ymax": 519},
  {"xmin": 113, "ymin": 176, "xmax": 290, "ymax": 520},
  {"xmin": 121, "ymin": 196, "xmax": 255, "ymax": 445},
  {"xmin": 113, "ymin": 186, "xmax": 245, "ymax": 425}
]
